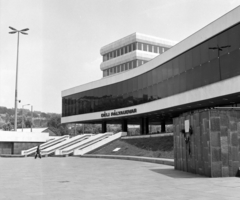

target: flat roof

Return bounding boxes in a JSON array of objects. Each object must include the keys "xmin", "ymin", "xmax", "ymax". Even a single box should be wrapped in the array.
[{"xmin": 100, "ymin": 32, "xmax": 178, "ymax": 55}]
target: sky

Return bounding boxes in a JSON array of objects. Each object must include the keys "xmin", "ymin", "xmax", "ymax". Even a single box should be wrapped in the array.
[{"xmin": 0, "ymin": 0, "xmax": 240, "ymax": 114}]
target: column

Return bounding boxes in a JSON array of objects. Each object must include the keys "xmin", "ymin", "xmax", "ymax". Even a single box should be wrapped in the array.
[
  {"xmin": 102, "ymin": 121, "xmax": 107, "ymax": 133},
  {"xmin": 144, "ymin": 117, "xmax": 149, "ymax": 135},
  {"xmin": 140, "ymin": 117, "xmax": 149, "ymax": 135},
  {"xmin": 121, "ymin": 119, "xmax": 128, "ymax": 132},
  {"xmin": 140, "ymin": 117, "xmax": 144, "ymax": 135},
  {"xmin": 161, "ymin": 120, "xmax": 166, "ymax": 133}
]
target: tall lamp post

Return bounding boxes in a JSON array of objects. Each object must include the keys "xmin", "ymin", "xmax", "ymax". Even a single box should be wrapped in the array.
[
  {"xmin": 209, "ymin": 45, "xmax": 230, "ymax": 80},
  {"xmin": 9, "ymin": 26, "xmax": 29, "ymax": 131},
  {"xmin": 31, "ymin": 105, "xmax": 33, "ymax": 132},
  {"xmin": 22, "ymin": 104, "xmax": 30, "ymax": 132}
]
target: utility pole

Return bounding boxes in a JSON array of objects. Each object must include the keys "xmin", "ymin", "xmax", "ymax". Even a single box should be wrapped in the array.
[
  {"xmin": 209, "ymin": 45, "xmax": 231, "ymax": 80},
  {"xmin": 9, "ymin": 26, "xmax": 29, "ymax": 131}
]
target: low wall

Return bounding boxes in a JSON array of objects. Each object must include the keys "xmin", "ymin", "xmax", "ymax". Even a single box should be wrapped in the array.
[
  {"xmin": 0, "ymin": 131, "xmax": 49, "ymax": 155},
  {"xmin": 173, "ymin": 109, "xmax": 240, "ymax": 177}
]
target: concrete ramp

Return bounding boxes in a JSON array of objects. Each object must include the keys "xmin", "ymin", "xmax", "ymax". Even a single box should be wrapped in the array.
[
  {"xmin": 59, "ymin": 132, "xmax": 113, "ymax": 156},
  {"xmin": 42, "ymin": 134, "xmax": 91, "ymax": 156},
  {"xmin": 74, "ymin": 132, "xmax": 127, "ymax": 156},
  {"xmin": 21, "ymin": 135, "xmax": 69, "ymax": 156}
]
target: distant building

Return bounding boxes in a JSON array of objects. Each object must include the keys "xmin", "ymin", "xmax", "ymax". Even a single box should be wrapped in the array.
[{"xmin": 100, "ymin": 32, "xmax": 177, "ymax": 77}]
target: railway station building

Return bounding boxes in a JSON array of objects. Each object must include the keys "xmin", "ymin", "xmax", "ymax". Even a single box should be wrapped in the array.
[{"xmin": 61, "ymin": 6, "xmax": 240, "ymax": 136}]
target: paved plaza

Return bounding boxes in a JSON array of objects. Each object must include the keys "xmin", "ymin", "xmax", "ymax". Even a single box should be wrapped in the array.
[{"xmin": 0, "ymin": 157, "xmax": 240, "ymax": 200}]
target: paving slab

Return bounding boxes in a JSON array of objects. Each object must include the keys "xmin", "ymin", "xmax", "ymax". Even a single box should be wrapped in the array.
[{"xmin": 0, "ymin": 157, "xmax": 240, "ymax": 200}]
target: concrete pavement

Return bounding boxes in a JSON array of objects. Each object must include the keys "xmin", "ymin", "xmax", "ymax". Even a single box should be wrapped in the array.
[{"xmin": 0, "ymin": 157, "xmax": 240, "ymax": 200}]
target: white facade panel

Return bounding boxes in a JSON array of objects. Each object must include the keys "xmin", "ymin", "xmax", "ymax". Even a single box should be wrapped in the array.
[
  {"xmin": 100, "ymin": 32, "xmax": 177, "ymax": 55},
  {"xmin": 100, "ymin": 50, "xmax": 158, "ymax": 71}
]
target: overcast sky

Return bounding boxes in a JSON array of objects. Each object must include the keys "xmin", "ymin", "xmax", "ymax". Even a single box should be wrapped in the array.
[{"xmin": 0, "ymin": 0, "xmax": 240, "ymax": 114}]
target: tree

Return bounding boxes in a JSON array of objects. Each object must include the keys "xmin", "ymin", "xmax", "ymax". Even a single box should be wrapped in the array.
[
  {"xmin": 2, "ymin": 123, "xmax": 13, "ymax": 131},
  {"xmin": 47, "ymin": 115, "xmax": 69, "ymax": 136},
  {"xmin": 25, "ymin": 118, "xmax": 33, "ymax": 128}
]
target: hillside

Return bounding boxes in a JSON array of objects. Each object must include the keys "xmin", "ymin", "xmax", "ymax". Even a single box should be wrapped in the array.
[
  {"xmin": 90, "ymin": 135, "xmax": 174, "ymax": 159},
  {"xmin": 0, "ymin": 106, "xmax": 60, "ymax": 130}
]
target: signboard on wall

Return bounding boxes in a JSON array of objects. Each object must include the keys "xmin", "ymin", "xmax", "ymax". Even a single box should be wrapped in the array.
[
  {"xmin": 101, "ymin": 108, "xmax": 137, "ymax": 118},
  {"xmin": 185, "ymin": 120, "xmax": 190, "ymax": 132}
]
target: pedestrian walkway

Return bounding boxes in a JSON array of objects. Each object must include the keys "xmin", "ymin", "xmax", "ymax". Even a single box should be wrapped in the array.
[
  {"xmin": 0, "ymin": 157, "xmax": 240, "ymax": 200},
  {"xmin": 81, "ymin": 154, "xmax": 174, "ymax": 166}
]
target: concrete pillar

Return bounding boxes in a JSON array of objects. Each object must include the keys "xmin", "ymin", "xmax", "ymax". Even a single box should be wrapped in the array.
[
  {"xmin": 144, "ymin": 117, "xmax": 149, "ymax": 135},
  {"xmin": 140, "ymin": 117, "xmax": 144, "ymax": 135},
  {"xmin": 161, "ymin": 120, "xmax": 166, "ymax": 133},
  {"xmin": 121, "ymin": 119, "xmax": 128, "ymax": 132},
  {"xmin": 102, "ymin": 121, "xmax": 107, "ymax": 133},
  {"xmin": 140, "ymin": 117, "xmax": 149, "ymax": 135}
]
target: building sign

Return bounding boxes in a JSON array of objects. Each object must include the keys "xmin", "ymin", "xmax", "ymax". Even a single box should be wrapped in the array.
[
  {"xmin": 101, "ymin": 108, "xmax": 137, "ymax": 118},
  {"xmin": 185, "ymin": 120, "xmax": 190, "ymax": 132}
]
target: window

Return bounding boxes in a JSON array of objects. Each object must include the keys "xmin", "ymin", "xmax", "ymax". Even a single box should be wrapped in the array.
[
  {"xmin": 143, "ymin": 43, "xmax": 147, "ymax": 51},
  {"xmin": 132, "ymin": 43, "xmax": 136, "ymax": 51},
  {"xmin": 121, "ymin": 64, "xmax": 124, "ymax": 71},
  {"xmin": 133, "ymin": 60, "xmax": 137, "ymax": 68},
  {"xmin": 129, "ymin": 44, "xmax": 132, "ymax": 52},
  {"xmin": 149, "ymin": 45, "xmax": 152, "ymax": 52},
  {"xmin": 129, "ymin": 61, "xmax": 132, "ymax": 69},
  {"xmin": 125, "ymin": 63, "xmax": 128, "ymax": 70},
  {"xmin": 103, "ymin": 55, "xmax": 108, "ymax": 61},
  {"xmin": 125, "ymin": 46, "xmax": 128, "ymax": 54},
  {"xmin": 154, "ymin": 46, "xmax": 158, "ymax": 53},
  {"xmin": 137, "ymin": 42, "xmax": 142, "ymax": 50},
  {"xmin": 137, "ymin": 60, "xmax": 141, "ymax": 67}
]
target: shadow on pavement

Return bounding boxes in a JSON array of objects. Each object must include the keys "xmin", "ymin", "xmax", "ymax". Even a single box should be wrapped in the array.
[{"xmin": 150, "ymin": 168, "xmax": 206, "ymax": 179}]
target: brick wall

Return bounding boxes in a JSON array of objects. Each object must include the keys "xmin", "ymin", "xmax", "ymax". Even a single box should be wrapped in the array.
[
  {"xmin": 0, "ymin": 142, "xmax": 13, "ymax": 154},
  {"xmin": 173, "ymin": 109, "xmax": 240, "ymax": 177}
]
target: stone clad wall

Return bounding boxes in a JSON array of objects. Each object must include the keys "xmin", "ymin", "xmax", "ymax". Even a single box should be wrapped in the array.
[{"xmin": 173, "ymin": 109, "xmax": 240, "ymax": 177}]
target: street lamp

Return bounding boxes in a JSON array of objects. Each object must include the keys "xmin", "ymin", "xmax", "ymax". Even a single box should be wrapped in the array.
[
  {"xmin": 9, "ymin": 26, "xmax": 29, "ymax": 131},
  {"xmin": 22, "ymin": 104, "xmax": 30, "ymax": 132},
  {"xmin": 31, "ymin": 105, "xmax": 33, "ymax": 132},
  {"xmin": 209, "ymin": 45, "xmax": 231, "ymax": 80}
]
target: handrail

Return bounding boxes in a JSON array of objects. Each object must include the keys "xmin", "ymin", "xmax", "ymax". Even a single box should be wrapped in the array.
[
  {"xmin": 61, "ymin": 133, "xmax": 113, "ymax": 155},
  {"xmin": 74, "ymin": 132, "xmax": 125, "ymax": 155},
  {"xmin": 21, "ymin": 135, "xmax": 69, "ymax": 155},
  {"xmin": 41, "ymin": 134, "xmax": 91, "ymax": 155}
]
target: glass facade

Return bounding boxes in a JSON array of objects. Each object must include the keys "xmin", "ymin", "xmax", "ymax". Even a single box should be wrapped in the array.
[
  {"xmin": 102, "ymin": 42, "xmax": 168, "ymax": 62},
  {"xmin": 63, "ymin": 24, "xmax": 240, "ymax": 117}
]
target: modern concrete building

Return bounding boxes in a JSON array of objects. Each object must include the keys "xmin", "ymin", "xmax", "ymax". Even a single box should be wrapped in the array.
[
  {"xmin": 100, "ymin": 32, "xmax": 177, "ymax": 77},
  {"xmin": 62, "ymin": 6, "xmax": 240, "ymax": 136}
]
